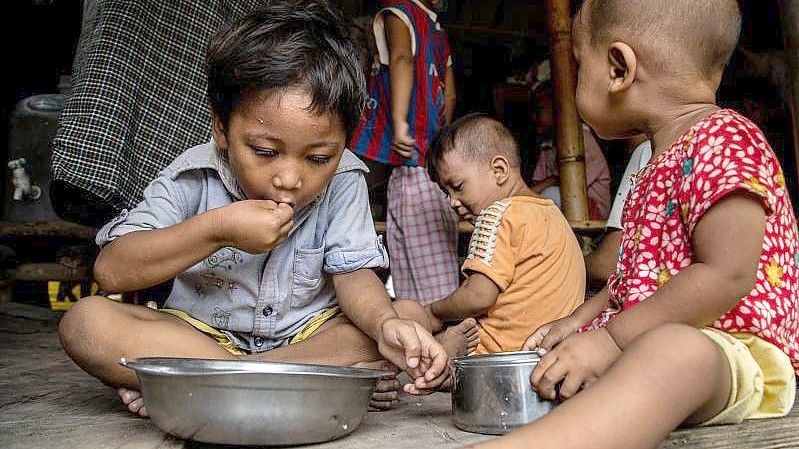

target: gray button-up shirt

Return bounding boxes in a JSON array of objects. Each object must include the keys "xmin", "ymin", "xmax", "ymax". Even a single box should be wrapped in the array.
[{"xmin": 97, "ymin": 141, "xmax": 388, "ymax": 353}]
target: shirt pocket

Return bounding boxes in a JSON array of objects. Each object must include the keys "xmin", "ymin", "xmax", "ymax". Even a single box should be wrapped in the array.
[{"xmin": 291, "ymin": 245, "xmax": 326, "ymax": 307}]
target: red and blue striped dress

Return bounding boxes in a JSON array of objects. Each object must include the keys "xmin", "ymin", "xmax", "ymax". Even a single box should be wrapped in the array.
[{"xmin": 349, "ymin": 0, "xmax": 451, "ymax": 167}]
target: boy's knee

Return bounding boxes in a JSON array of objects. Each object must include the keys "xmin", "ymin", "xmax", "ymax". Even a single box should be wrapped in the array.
[{"xmin": 58, "ymin": 295, "xmax": 110, "ymax": 346}]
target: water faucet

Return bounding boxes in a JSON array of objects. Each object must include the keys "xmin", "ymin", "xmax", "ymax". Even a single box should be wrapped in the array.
[{"xmin": 8, "ymin": 158, "xmax": 42, "ymax": 203}]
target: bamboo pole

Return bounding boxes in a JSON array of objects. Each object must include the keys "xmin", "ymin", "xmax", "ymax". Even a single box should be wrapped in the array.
[
  {"xmin": 779, "ymin": 0, "xmax": 799, "ymax": 196},
  {"xmin": 545, "ymin": 0, "xmax": 589, "ymax": 222}
]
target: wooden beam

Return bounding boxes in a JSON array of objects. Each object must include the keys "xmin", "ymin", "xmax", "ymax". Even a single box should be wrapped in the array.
[
  {"xmin": 0, "ymin": 221, "xmax": 96, "ymax": 240},
  {"xmin": 14, "ymin": 263, "xmax": 89, "ymax": 282},
  {"xmin": 546, "ymin": 0, "xmax": 589, "ymax": 222},
  {"xmin": 374, "ymin": 221, "xmax": 475, "ymax": 235},
  {"xmin": 374, "ymin": 220, "xmax": 604, "ymax": 235}
]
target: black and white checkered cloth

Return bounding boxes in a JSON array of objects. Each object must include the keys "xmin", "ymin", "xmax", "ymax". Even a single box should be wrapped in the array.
[{"xmin": 52, "ymin": 1, "xmax": 264, "ymax": 211}]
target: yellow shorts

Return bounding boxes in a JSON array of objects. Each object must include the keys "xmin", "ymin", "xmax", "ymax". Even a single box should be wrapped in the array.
[
  {"xmin": 161, "ymin": 307, "xmax": 341, "ymax": 356},
  {"xmin": 699, "ymin": 328, "xmax": 796, "ymax": 426}
]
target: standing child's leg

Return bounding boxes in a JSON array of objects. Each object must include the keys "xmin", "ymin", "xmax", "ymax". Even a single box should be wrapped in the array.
[{"xmin": 474, "ymin": 324, "xmax": 733, "ymax": 449}]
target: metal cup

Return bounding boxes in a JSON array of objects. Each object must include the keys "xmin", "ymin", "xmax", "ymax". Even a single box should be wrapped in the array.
[{"xmin": 452, "ymin": 351, "xmax": 555, "ymax": 435}]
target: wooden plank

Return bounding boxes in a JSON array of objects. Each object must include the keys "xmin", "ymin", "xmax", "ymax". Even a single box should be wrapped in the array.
[
  {"xmin": 2, "ymin": 304, "xmax": 798, "ymax": 449},
  {"xmin": 374, "ymin": 221, "xmax": 475, "ymax": 235},
  {"xmin": 0, "ymin": 220, "xmax": 96, "ymax": 240},
  {"xmin": 0, "ymin": 304, "xmax": 183, "ymax": 449},
  {"xmin": 14, "ymin": 263, "xmax": 89, "ymax": 282},
  {"xmin": 374, "ymin": 220, "xmax": 605, "ymax": 235}
]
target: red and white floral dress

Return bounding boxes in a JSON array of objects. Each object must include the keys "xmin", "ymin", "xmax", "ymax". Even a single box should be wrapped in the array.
[{"xmin": 586, "ymin": 109, "xmax": 799, "ymax": 373}]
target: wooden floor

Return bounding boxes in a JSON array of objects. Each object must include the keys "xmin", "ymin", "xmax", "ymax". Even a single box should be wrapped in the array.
[{"xmin": 2, "ymin": 302, "xmax": 798, "ymax": 449}]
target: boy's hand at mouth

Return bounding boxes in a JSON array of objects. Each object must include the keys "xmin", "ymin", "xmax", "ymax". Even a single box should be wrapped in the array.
[
  {"xmin": 377, "ymin": 317, "xmax": 449, "ymax": 391},
  {"xmin": 215, "ymin": 200, "xmax": 294, "ymax": 253}
]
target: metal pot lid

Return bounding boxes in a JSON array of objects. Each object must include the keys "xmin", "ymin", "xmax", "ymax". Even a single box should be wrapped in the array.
[
  {"xmin": 120, "ymin": 357, "xmax": 391, "ymax": 378},
  {"xmin": 453, "ymin": 351, "xmax": 540, "ymax": 367},
  {"xmin": 15, "ymin": 94, "xmax": 66, "ymax": 118},
  {"xmin": 25, "ymin": 94, "xmax": 66, "ymax": 112}
]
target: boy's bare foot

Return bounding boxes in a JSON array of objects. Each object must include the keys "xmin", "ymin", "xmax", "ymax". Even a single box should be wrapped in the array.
[
  {"xmin": 438, "ymin": 318, "xmax": 479, "ymax": 358},
  {"xmin": 353, "ymin": 360, "xmax": 401, "ymax": 411},
  {"xmin": 117, "ymin": 387, "xmax": 148, "ymax": 417}
]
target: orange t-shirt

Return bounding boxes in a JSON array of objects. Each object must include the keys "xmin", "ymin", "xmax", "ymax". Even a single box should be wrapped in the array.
[{"xmin": 461, "ymin": 196, "xmax": 585, "ymax": 354}]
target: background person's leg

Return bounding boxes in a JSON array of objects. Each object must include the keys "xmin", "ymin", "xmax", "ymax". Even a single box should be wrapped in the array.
[
  {"xmin": 391, "ymin": 167, "xmax": 460, "ymax": 305},
  {"xmin": 386, "ymin": 167, "xmax": 412, "ymax": 299}
]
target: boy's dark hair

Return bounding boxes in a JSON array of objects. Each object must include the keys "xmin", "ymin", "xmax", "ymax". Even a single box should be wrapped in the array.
[
  {"xmin": 576, "ymin": 0, "xmax": 741, "ymax": 77},
  {"xmin": 427, "ymin": 113, "xmax": 521, "ymax": 185},
  {"xmin": 207, "ymin": 1, "xmax": 367, "ymax": 139}
]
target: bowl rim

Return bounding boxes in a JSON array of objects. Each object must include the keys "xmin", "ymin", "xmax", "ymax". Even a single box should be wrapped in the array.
[
  {"xmin": 453, "ymin": 350, "xmax": 540, "ymax": 367},
  {"xmin": 120, "ymin": 357, "xmax": 392, "ymax": 379}
]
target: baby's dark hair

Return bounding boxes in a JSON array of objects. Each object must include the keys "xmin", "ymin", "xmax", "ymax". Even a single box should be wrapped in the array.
[
  {"xmin": 576, "ymin": 0, "xmax": 741, "ymax": 77},
  {"xmin": 427, "ymin": 113, "xmax": 520, "ymax": 185},
  {"xmin": 206, "ymin": 1, "xmax": 367, "ymax": 138}
]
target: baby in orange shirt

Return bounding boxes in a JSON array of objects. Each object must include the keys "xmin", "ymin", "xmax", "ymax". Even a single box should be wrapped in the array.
[{"xmin": 395, "ymin": 114, "xmax": 585, "ymax": 366}]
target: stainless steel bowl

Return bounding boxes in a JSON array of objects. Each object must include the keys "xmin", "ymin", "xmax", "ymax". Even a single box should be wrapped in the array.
[
  {"xmin": 452, "ymin": 351, "xmax": 555, "ymax": 435},
  {"xmin": 120, "ymin": 357, "xmax": 389, "ymax": 446}
]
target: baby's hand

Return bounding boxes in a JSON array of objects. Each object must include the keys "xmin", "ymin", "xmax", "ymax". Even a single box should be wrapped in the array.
[
  {"xmin": 377, "ymin": 318, "xmax": 448, "ymax": 384},
  {"xmin": 531, "ymin": 328, "xmax": 621, "ymax": 400},
  {"xmin": 522, "ymin": 315, "xmax": 581, "ymax": 355},
  {"xmin": 216, "ymin": 200, "xmax": 294, "ymax": 253}
]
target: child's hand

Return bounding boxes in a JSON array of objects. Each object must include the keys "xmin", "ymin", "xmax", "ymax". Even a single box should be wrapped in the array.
[
  {"xmin": 530, "ymin": 328, "xmax": 621, "ymax": 401},
  {"xmin": 403, "ymin": 363, "xmax": 451, "ymax": 396},
  {"xmin": 392, "ymin": 122, "xmax": 416, "ymax": 159},
  {"xmin": 218, "ymin": 200, "xmax": 294, "ymax": 253},
  {"xmin": 522, "ymin": 315, "xmax": 581, "ymax": 354},
  {"xmin": 377, "ymin": 317, "xmax": 448, "ymax": 384}
]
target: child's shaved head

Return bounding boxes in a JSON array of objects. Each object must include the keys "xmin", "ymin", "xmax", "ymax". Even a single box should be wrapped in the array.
[
  {"xmin": 578, "ymin": 0, "xmax": 741, "ymax": 76},
  {"xmin": 427, "ymin": 114, "xmax": 520, "ymax": 185}
]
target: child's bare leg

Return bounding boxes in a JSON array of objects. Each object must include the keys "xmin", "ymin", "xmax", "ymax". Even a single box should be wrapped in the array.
[
  {"xmin": 392, "ymin": 299, "xmax": 444, "ymax": 332},
  {"xmin": 474, "ymin": 324, "xmax": 732, "ymax": 449},
  {"xmin": 392, "ymin": 299, "xmax": 479, "ymax": 357},
  {"xmin": 59, "ymin": 296, "xmax": 237, "ymax": 388},
  {"xmin": 59, "ymin": 296, "xmax": 238, "ymax": 416},
  {"xmin": 244, "ymin": 315, "xmax": 402, "ymax": 410},
  {"xmin": 60, "ymin": 297, "xmax": 397, "ymax": 413},
  {"xmin": 247, "ymin": 314, "xmax": 382, "ymax": 365}
]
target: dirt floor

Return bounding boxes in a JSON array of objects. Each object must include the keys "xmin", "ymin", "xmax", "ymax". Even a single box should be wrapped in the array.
[{"xmin": 2, "ymin": 302, "xmax": 798, "ymax": 449}]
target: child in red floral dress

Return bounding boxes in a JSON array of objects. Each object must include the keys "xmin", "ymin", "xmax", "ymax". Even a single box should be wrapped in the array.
[{"xmin": 476, "ymin": 1, "xmax": 798, "ymax": 448}]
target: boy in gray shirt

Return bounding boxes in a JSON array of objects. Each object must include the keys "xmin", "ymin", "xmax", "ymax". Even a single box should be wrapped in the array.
[{"xmin": 59, "ymin": 1, "xmax": 477, "ymax": 416}]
